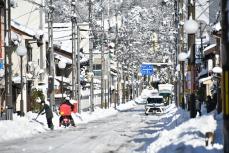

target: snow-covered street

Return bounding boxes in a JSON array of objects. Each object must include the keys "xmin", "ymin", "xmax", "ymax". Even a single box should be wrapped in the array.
[
  {"xmin": 0, "ymin": 104, "xmax": 159, "ymax": 153},
  {"xmin": 0, "ymin": 101, "xmax": 223, "ymax": 153}
]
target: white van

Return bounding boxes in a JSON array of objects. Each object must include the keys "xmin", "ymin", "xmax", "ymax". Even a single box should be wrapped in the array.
[{"xmin": 145, "ymin": 95, "xmax": 165, "ymax": 115}]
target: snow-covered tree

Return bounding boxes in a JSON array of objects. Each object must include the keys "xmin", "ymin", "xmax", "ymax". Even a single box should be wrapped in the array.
[{"xmin": 48, "ymin": 0, "xmax": 176, "ymax": 84}]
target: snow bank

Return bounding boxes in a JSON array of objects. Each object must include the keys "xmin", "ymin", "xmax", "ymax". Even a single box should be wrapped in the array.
[
  {"xmin": 147, "ymin": 109, "xmax": 223, "ymax": 153},
  {"xmin": 0, "ymin": 114, "xmax": 46, "ymax": 142},
  {"xmin": 116, "ymin": 100, "xmax": 137, "ymax": 111},
  {"xmin": 0, "ymin": 100, "xmax": 136, "ymax": 143}
]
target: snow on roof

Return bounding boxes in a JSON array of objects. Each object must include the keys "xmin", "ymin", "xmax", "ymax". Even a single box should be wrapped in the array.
[
  {"xmin": 93, "ymin": 49, "xmax": 100, "ymax": 53},
  {"xmin": 110, "ymin": 70, "xmax": 117, "ymax": 76},
  {"xmin": 199, "ymin": 76, "xmax": 212, "ymax": 84},
  {"xmin": 212, "ymin": 22, "xmax": 221, "ymax": 32},
  {"xmin": 158, "ymin": 84, "xmax": 173, "ymax": 91},
  {"xmin": 12, "ymin": 76, "xmax": 26, "ymax": 84},
  {"xmin": 110, "ymin": 65, "xmax": 117, "ymax": 71},
  {"xmin": 54, "ymin": 53, "xmax": 72, "ymax": 64},
  {"xmin": 81, "ymin": 57, "xmax": 89, "ymax": 63},
  {"xmin": 11, "ymin": 20, "xmax": 43, "ymax": 38},
  {"xmin": 53, "ymin": 23, "xmax": 72, "ymax": 28},
  {"xmin": 54, "ymin": 53, "xmax": 89, "ymax": 64},
  {"xmin": 203, "ymin": 44, "xmax": 216, "ymax": 52},
  {"xmin": 141, "ymin": 88, "xmax": 159, "ymax": 98},
  {"xmin": 142, "ymin": 62, "xmax": 173, "ymax": 66},
  {"xmin": 147, "ymin": 95, "xmax": 163, "ymax": 98}
]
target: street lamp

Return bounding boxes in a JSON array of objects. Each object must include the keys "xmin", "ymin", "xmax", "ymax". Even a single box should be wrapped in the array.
[
  {"xmin": 104, "ymin": 74, "xmax": 108, "ymax": 109},
  {"xmin": 184, "ymin": 18, "xmax": 199, "ymax": 34},
  {"xmin": 212, "ymin": 66, "xmax": 223, "ymax": 74},
  {"xmin": 184, "ymin": 13, "xmax": 199, "ymax": 118},
  {"xmin": 58, "ymin": 60, "xmax": 66, "ymax": 100},
  {"xmin": 16, "ymin": 45, "xmax": 27, "ymax": 116},
  {"xmin": 178, "ymin": 52, "xmax": 188, "ymax": 109}
]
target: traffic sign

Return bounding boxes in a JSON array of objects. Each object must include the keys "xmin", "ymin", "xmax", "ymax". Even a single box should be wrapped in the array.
[{"xmin": 140, "ymin": 64, "xmax": 154, "ymax": 76}]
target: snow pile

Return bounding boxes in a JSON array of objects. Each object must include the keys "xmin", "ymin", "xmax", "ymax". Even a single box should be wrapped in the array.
[
  {"xmin": 147, "ymin": 107, "xmax": 223, "ymax": 153},
  {"xmin": 0, "ymin": 114, "xmax": 46, "ymax": 142},
  {"xmin": 0, "ymin": 100, "xmax": 136, "ymax": 143},
  {"xmin": 116, "ymin": 100, "xmax": 137, "ymax": 111}
]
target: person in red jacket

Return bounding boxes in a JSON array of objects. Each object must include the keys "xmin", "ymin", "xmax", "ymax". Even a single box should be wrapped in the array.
[{"xmin": 59, "ymin": 97, "xmax": 76, "ymax": 127}]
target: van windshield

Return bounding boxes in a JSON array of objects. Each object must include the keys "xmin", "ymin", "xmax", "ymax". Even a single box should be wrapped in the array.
[{"xmin": 147, "ymin": 98, "xmax": 163, "ymax": 104}]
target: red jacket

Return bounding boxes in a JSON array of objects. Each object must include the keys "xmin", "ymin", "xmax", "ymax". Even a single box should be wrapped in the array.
[{"xmin": 59, "ymin": 103, "xmax": 72, "ymax": 116}]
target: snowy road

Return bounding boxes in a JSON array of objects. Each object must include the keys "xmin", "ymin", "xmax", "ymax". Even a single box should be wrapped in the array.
[{"xmin": 0, "ymin": 105, "xmax": 175, "ymax": 153}]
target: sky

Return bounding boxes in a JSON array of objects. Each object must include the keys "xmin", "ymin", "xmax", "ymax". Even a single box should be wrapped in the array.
[{"xmin": 0, "ymin": 97, "xmax": 223, "ymax": 153}]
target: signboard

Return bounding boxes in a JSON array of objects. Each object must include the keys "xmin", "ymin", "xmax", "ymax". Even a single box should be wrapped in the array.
[{"xmin": 140, "ymin": 64, "xmax": 154, "ymax": 76}]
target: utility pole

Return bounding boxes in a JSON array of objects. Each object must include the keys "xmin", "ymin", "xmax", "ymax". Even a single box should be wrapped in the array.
[
  {"xmin": 115, "ymin": 2, "xmax": 119, "ymax": 108},
  {"xmin": 178, "ymin": 0, "xmax": 185, "ymax": 109},
  {"xmin": 4, "ymin": 0, "xmax": 13, "ymax": 120},
  {"xmin": 77, "ymin": 25, "xmax": 81, "ymax": 113},
  {"xmin": 174, "ymin": 0, "xmax": 179, "ymax": 107},
  {"xmin": 89, "ymin": 0, "xmax": 94, "ymax": 111},
  {"xmin": 127, "ymin": 63, "xmax": 130, "ymax": 101},
  {"xmin": 107, "ymin": 0, "xmax": 110, "ymax": 108},
  {"xmin": 126, "ymin": 12, "xmax": 130, "ymax": 101},
  {"xmin": 221, "ymin": 1, "xmax": 229, "ymax": 152},
  {"xmin": 122, "ymin": 64, "xmax": 125, "ymax": 104},
  {"xmin": 123, "ymin": 70, "xmax": 126, "ymax": 103},
  {"xmin": 180, "ymin": 0, "xmax": 185, "ymax": 109},
  {"xmin": 71, "ymin": 0, "xmax": 77, "ymax": 100},
  {"xmin": 39, "ymin": 0, "xmax": 45, "ymax": 82},
  {"xmin": 101, "ymin": 8, "xmax": 105, "ymax": 108},
  {"xmin": 187, "ymin": 0, "xmax": 196, "ymax": 118},
  {"xmin": 47, "ymin": 0, "xmax": 55, "ymax": 111},
  {"xmin": 131, "ymin": 54, "xmax": 135, "ymax": 100}
]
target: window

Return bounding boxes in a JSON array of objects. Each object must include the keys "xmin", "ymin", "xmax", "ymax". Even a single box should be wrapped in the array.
[
  {"xmin": 147, "ymin": 98, "xmax": 164, "ymax": 104},
  {"xmin": 93, "ymin": 64, "xmax": 101, "ymax": 76},
  {"xmin": 93, "ymin": 64, "xmax": 102, "ymax": 70}
]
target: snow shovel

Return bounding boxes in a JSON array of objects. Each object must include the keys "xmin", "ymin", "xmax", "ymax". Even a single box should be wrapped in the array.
[{"xmin": 31, "ymin": 114, "xmax": 45, "ymax": 125}]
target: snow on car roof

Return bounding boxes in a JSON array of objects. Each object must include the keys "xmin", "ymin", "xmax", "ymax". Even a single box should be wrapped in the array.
[{"xmin": 147, "ymin": 95, "xmax": 163, "ymax": 98}]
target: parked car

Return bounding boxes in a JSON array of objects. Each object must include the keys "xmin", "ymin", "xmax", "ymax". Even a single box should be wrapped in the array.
[{"xmin": 145, "ymin": 95, "xmax": 165, "ymax": 115}]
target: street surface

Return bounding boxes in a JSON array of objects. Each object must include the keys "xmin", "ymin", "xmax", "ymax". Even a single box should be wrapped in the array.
[{"xmin": 0, "ymin": 105, "xmax": 171, "ymax": 153}]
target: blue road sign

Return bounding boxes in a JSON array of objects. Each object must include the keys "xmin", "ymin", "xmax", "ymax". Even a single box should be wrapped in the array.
[{"xmin": 140, "ymin": 64, "xmax": 154, "ymax": 76}]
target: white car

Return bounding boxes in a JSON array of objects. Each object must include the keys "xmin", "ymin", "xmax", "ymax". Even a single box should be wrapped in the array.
[{"xmin": 145, "ymin": 95, "xmax": 165, "ymax": 115}]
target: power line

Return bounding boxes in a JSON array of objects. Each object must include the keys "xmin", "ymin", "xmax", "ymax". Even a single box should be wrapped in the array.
[{"xmin": 12, "ymin": 8, "xmax": 39, "ymax": 20}]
